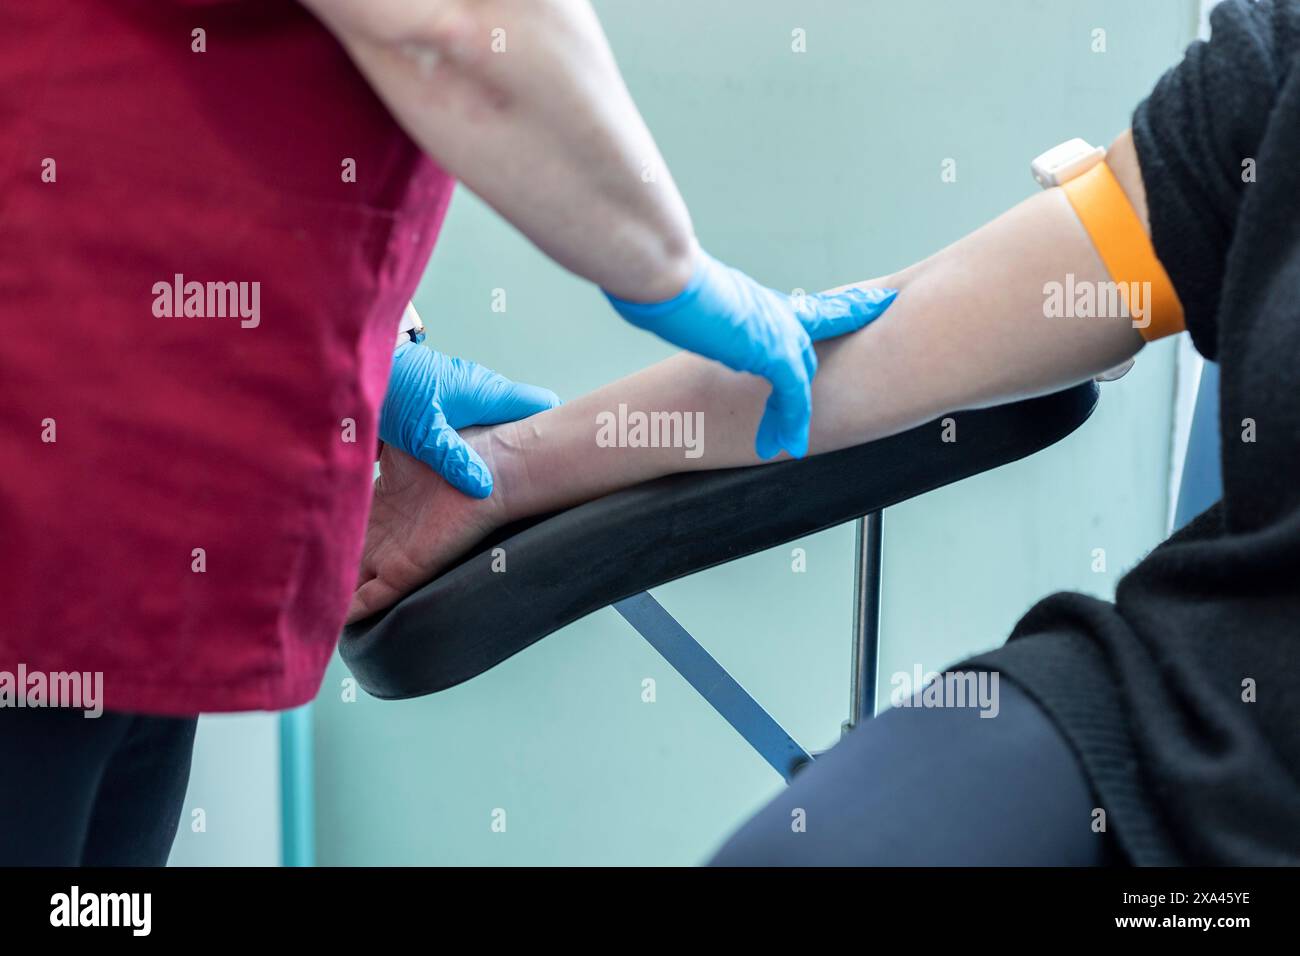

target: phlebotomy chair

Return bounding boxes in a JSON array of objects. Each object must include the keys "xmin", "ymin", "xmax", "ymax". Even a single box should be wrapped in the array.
[{"xmin": 339, "ymin": 381, "xmax": 1138, "ymax": 780}]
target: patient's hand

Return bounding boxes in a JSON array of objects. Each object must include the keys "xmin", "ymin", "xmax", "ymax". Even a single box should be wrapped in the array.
[{"xmin": 347, "ymin": 434, "xmax": 507, "ymax": 624}]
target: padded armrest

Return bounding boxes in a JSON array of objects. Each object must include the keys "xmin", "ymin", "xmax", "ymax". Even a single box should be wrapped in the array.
[{"xmin": 341, "ymin": 383, "xmax": 1099, "ymax": 699}]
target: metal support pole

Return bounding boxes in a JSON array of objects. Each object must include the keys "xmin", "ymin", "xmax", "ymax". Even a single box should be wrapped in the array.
[
  {"xmin": 846, "ymin": 511, "xmax": 884, "ymax": 732},
  {"xmin": 615, "ymin": 592, "xmax": 812, "ymax": 781}
]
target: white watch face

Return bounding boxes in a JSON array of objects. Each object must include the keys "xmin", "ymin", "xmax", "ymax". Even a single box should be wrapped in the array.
[
  {"xmin": 1035, "ymin": 138, "xmax": 1094, "ymax": 169},
  {"xmin": 1031, "ymin": 138, "xmax": 1103, "ymax": 188}
]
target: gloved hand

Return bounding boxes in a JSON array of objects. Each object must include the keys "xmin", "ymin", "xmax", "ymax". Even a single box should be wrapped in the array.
[
  {"xmin": 380, "ymin": 343, "xmax": 561, "ymax": 499},
  {"xmin": 607, "ymin": 251, "xmax": 898, "ymax": 459}
]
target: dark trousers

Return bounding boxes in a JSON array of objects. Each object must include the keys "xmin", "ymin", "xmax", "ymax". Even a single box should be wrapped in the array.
[
  {"xmin": 711, "ymin": 675, "xmax": 1114, "ymax": 865},
  {"xmin": 0, "ymin": 707, "xmax": 198, "ymax": 866}
]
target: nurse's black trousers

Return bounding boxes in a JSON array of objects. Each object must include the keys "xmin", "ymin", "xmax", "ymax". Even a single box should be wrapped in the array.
[{"xmin": 0, "ymin": 707, "xmax": 197, "ymax": 866}]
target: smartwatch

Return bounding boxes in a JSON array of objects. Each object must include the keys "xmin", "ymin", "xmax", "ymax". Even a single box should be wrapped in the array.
[
  {"xmin": 1031, "ymin": 138, "xmax": 1134, "ymax": 381},
  {"xmin": 1030, "ymin": 138, "xmax": 1106, "ymax": 189}
]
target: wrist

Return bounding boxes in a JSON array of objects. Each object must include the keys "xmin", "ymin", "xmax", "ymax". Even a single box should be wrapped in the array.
[
  {"xmin": 464, "ymin": 422, "xmax": 523, "ymax": 526},
  {"xmin": 605, "ymin": 244, "xmax": 716, "ymax": 328},
  {"xmin": 604, "ymin": 237, "xmax": 701, "ymax": 313},
  {"xmin": 642, "ymin": 235, "xmax": 699, "ymax": 301}
]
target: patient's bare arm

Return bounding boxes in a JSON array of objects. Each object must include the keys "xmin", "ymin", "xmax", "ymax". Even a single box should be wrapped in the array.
[{"xmin": 348, "ymin": 133, "xmax": 1149, "ymax": 622}]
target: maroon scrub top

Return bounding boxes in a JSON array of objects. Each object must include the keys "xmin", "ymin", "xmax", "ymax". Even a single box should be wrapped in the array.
[{"xmin": 0, "ymin": 1, "xmax": 455, "ymax": 714}]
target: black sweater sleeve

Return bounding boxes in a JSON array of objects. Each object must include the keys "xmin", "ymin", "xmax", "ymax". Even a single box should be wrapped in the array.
[{"xmin": 1131, "ymin": 0, "xmax": 1297, "ymax": 361}]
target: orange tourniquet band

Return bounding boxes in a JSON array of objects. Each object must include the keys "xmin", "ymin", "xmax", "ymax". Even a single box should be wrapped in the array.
[{"xmin": 1061, "ymin": 161, "xmax": 1184, "ymax": 341}]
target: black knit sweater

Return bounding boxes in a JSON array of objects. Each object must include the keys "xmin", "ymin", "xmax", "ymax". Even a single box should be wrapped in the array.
[{"xmin": 969, "ymin": 0, "xmax": 1300, "ymax": 865}]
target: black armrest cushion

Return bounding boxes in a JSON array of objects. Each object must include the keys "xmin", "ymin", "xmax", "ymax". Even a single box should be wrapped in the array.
[{"xmin": 341, "ymin": 383, "xmax": 1098, "ymax": 699}]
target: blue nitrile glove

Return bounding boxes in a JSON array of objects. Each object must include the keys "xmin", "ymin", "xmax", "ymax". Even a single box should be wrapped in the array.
[
  {"xmin": 606, "ymin": 251, "xmax": 898, "ymax": 459},
  {"xmin": 380, "ymin": 342, "xmax": 561, "ymax": 499}
]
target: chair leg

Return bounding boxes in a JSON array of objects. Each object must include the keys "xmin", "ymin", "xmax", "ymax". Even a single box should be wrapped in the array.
[{"xmin": 847, "ymin": 511, "xmax": 884, "ymax": 732}]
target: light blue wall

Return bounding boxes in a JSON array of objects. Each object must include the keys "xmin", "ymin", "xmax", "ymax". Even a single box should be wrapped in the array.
[
  {"xmin": 313, "ymin": 0, "xmax": 1198, "ymax": 865},
  {"xmin": 169, "ymin": 713, "xmax": 280, "ymax": 866}
]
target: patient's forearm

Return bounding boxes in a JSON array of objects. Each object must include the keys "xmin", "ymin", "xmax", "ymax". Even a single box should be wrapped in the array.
[
  {"xmin": 351, "ymin": 134, "xmax": 1154, "ymax": 620},
  {"xmin": 482, "ymin": 183, "xmax": 1145, "ymax": 524}
]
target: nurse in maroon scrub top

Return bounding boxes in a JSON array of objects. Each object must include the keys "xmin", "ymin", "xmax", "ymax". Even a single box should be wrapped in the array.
[{"xmin": 0, "ymin": 0, "xmax": 893, "ymax": 864}]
